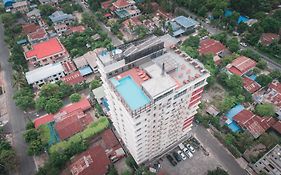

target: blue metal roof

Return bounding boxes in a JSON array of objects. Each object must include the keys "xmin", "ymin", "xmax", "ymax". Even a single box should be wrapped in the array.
[
  {"xmin": 174, "ymin": 16, "xmax": 198, "ymax": 29},
  {"xmin": 172, "ymin": 29, "xmax": 185, "ymax": 37},
  {"xmin": 3, "ymin": 0, "xmax": 15, "ymax": 7},
  {"xmin": 49, "ymin": 11, "xmax": 74, "ymax": 23},
  {"xmin": 79, "ymin": 66, "xmax": 93, "ymax": 76}
]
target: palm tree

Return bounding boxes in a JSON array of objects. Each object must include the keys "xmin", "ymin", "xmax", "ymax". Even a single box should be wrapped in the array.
[{"xmin": 12, "ymin": 66, "xmax": 27, "ymax": 90}]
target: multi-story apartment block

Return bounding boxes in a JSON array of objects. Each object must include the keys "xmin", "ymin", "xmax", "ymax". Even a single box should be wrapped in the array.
[
  {"xmin": 253, "ymin": 144, "xmax": 281, "ymax": 175},
  {"xmin": 96, "ymin": 36, "xmax": 209, "ymax": 164},
  {"xmin": 24, "ymin": 37, "xmax": 69, "ymax": 67},
  {"xmin": 11, "ymin": 1, "xmax": 28, "ymax": 14}
]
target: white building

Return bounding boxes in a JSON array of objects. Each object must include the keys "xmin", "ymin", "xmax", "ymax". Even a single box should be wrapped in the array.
[
  {"xmin": 96, "ymin": 36, "xmax": 209, "ymax": 164},
  {"xmin": 25, "ymin": 63, "xmax": 65, "ymax": 88}
]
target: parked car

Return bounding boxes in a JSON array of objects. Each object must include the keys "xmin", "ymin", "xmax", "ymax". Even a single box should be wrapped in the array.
[
  {"xmin": 166, "ymin": 154, "xmax": 177, "ymax": 166},
  {"xmin": 185, "ymin": 149, "xmax": 193, "ymax": 158},
  {"xmin": 172, "ymin": 151, "xmax": 182, "ymax": 162},
  {"xmin": 186, "ymin": 144, "xmax": 195, "ymax": 153},
  {"xmin": 240, "ymin": 42, "xmax": 247, "ymax": 47},
  {"xmin": 178, "ymin": 143, "xmax": 188, "ymax": 152},
  {"xmin": 177, "ymin": 150, "xmax": 187, "ymax": 160}
]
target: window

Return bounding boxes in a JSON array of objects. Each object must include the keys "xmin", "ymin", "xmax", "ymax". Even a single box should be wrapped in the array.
[
  {"xmin": 194, "ymin": 80, "xmax": 205, "ymax": 88},
  {"xmin": 174, "ymin": 89, "xmax": 187, "ymax": 99},
  {"xmin": 136, "ymin": 122, "xmax": 141, "ymax": 126}
]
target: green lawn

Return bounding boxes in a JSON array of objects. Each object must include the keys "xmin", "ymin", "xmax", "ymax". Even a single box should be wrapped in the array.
[
  {"xmin": 38, "ymin": 124, "xmax": 51, "ymax": 145},
  {"xmin": 49, "ymin": 117, "xmax": 109, "ymax": 154}
]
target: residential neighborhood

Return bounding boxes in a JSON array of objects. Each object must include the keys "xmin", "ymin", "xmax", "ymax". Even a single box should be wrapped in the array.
[{"xmin": 0, "ymin": 0, "xmax": 281, "ymax": 175}]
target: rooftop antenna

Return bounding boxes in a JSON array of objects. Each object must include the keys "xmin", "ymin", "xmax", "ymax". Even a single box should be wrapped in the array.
[{"xmin": 161, "ymin": 63, "xmax": 165, "ymax": 76}]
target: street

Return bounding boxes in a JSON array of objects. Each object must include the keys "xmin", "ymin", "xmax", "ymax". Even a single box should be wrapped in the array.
[
  {"xmin": 176, "ymin": 7, "xmax": 281, "ymax": 71},
  {"xmin": 75, "ymin": 0, "xmax": 124, "ymax": 46},
  {"xmin": 0, "ymin": 23, "xmax": 36, "ymax": 175},
  {"xmin": 193, "ymin": 125, "xmax": 247, "ymax": 175}
]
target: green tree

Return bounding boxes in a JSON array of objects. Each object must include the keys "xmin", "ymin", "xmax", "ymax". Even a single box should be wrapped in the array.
[
  {"xmin": 259, "ymin": 133, "xmax": 280, "ymax": 149},
  {"xmin": 219, "ymin": 96, "xmax": 236, "ymax": 112},
  {"xmin": 70, "ymin": 93, "xmax": 81, "ymax": 103},
  {"xmin": 182, "ymin": 36, "xmax": 200, "ymax": 48},
  {"xmin": 225, "ymin": 133, "xmax": 235, "ymax": 145},
  {"xmin": 13, "ymin": 88, "xmax": 35, "ymax": 111},
  {"xmin": 207, "ymin": 167, "xmax": 229, "ymax": 175},
  {"xmin": 255, "ymin": 103, "xmax": 275, "ymax": 117},
  {"xmin": 256, "ymin": 60, "xmax": 267, "ymax": 70},
  {"xmin": 226, "ymin": 37, "xmax": 239, "ymax": 52},
  {"xmin": 28, "ymin": 139, "xmax": 45, "ymax": 156},
  {"xmin": 44, "ymin": 98, "xmax": 63, "ymax": 114},
  {"xmin": 269, "ymin": 70, "xmax": 281, "ymax": 80},
  {"xmin": 0, "ymin": 13, "xmax": 16, "ymax": 28},
  {"xmin": 35, "ymin": 97, "xmax": 47, "ymax": 111},
  {"xmin": 256, "ymin": 74, "xmax": 273, "ymax": 87},
  {"xmin": 122, "ymin": 170, "xmax": 132, "ymax": 175},
  {"xmin": 24, "ymin": 129, "xmax": 40, "ymax": 143},
  {"xmin": 198, "ymin": 6, "xmax": 208, "ymax": 17},
  {"xmin": 40, "ymin": 83, "xmax": 61, "ymax": 99},
  {"xmin": 125, "ymin": 155, "xmax": 138, "ymax": 169},
  {"xmin": 38, "ymin": 4, "xmax": 56, "ymax": 17},
  {"xmin": 90, "ymin": 79, "xmax": 101, "ymax": 90},
  {"xmin": 211, "ymin": 32, "xmax": 227, "ymax": 44},
  {"xmin": 108, "ymin": 164, "xmax": 119, "ymax": 175}
]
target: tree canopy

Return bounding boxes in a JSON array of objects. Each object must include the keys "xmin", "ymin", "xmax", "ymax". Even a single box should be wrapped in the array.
[{"xmin": 255, "ymin": 103, "xmax": 275, "ymax": 117}]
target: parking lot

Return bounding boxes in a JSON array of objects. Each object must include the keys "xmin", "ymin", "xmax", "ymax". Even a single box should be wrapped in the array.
[{"xmin": 153, "ymin": 137, "xmax": 223, "ymax": 175}]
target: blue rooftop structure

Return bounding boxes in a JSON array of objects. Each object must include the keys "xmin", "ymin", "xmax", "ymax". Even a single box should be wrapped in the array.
[
  {"xmin": 49, "ymin": 11, "xmax": 74, "ymax": 24},
  {"xmin": 174, "ymin": 16, "xmax": 199, "ymax": 29},
  {"xmin": 224, "ymin": 10, "xmax": 250, "ymax": 24},
  {"xmin": 169, "ymin": 16, "xmax": 198, "ymax": 37},
  {"xmin": 224, "ymin": 10, "xmax": 233, "ymax": 17},
  {"xmin": 16, "ymin": 39, "xmax": 27, "ymax": 45},
  {"xmin": 79, "ymin": 66, "xmax": 93, "ymax": 76},
  {"xmin": 3, "ymin": 0, "xmax": 15, "ymax": 8},
  {"xmin": 225, "ymin": 104, "xmax": 245, "ymax": 132}
]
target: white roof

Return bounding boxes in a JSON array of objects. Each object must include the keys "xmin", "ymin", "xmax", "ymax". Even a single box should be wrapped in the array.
[
  {"xmin": 25, "ymin": 63, "xmax": 64, "ymax": 84},
  {"xmin": 92, "ymin": 86, "xmax": 105, "ymax": 100},
  {"xmin": 142, "ymin": 63, "xmax": 176, "ymax": 98}
]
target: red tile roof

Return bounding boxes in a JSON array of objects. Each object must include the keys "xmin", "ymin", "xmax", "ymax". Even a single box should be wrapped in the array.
[
  {"xmin": 61, "ymin": 71, "xmax": 85, "ymax": 85},
  {"xmin": 272, "ymin": 121, "xmax": 281, "ymax": 135},
  {"xmin": 62, "ymin": 60, "xmax": 77, "ymax": 74},
  {"xmin": 243, "ymin": 77, "xmax": 261, "ymax": 94},
  {"xmin": 226, "ymin": 56, "xmax": 256, "ymax": 76},
  {"xmin": 67, "ymin": 145, "xmax": 110, "ymax": 175},
  {"xmin": 22, "ymin": 23, "xmax": 40, "ymax": 35},
  {"xmin": 27, "ymin": 28, "xmax": 47, "ymax": 40},
  {"xmin": 101, "ymin": 0, "xmax": 112, "ymax": 9},
  {"xmin": 34, "ymin": 98, "xmax": 91, "ymax": 128},
  {"xmin": 264, "ymin": 80, "xmax": 281, "ymax": 108},
  {"xmin": 102, "ymin": 129, "xmax": 119, "ymax": 149},
  {"xmin": 69, "ymin": 25, "xmax": 86, "ymax": 33},
  {"xmin": 198, "ymin": 39, "xmax": 226, "ymax": 55},
  {"xmin": 233, "ymin": 109, "xmax": 276, "ymax": 138},
  {"xmin": 25, "ymin": 38, "xmax": 67, "ymax": 60},
  {"xmin": 55, "ymin": 109, "xmax": 93, "ymax": 140},
  {"xmin": 260, "ymin": 33, "xmax": 280, "ymax": 46},
  {"xmin": 112, "ymin": 0, "xmax": 130, "ymax": 8},
  {"xmin": 122, "ymin": 17, "xmax": 142, "ymax": 28}
]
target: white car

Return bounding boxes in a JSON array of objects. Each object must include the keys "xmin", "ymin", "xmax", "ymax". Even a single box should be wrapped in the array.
[
  {"xmin": 186, "ymin": 144, "xmax": 195, "ymax": 153},
  {"xmin": 178, "ymin": 143, "xmax": 188, "ymax": 152},
  {"xmin": 177, "ymin": 150, "xmax": 187, "ymax": 160},
  {"xmin": 240, "ymin": 42, "xmax": 247, "ymax": 47},
  {"xmin": 185, "ymin": 150, "xmax": 193, "ymax": 158}
]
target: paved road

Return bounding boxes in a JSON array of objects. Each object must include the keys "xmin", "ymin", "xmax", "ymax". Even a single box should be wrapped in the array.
[
  {"xmin": 176, "ymin": 7, "xmax": 281, "ymax": 71},
  {"xmin": 75, "ymin": 0, "xmax": 123, "ymax": 46},
  {"xmin": 193, "ymin": 126, "xmax": 247, "ymax": 175},
  {"xmin": 0, "ymin": 23, "xmax": 36, "ymax": 175}
]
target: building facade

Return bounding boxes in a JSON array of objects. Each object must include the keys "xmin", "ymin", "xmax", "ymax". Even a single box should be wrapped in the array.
[
  {"xmin": 253, "ymin": 144, "xmax": 281, "ymax": 175},
  {"xmin": 96, "ymin": 36, "xmax": 209, "ymax": 164}
]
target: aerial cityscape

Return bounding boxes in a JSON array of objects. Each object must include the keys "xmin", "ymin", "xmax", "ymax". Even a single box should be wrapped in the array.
[{"xmin": 0, "ymin": 0, "xmax": 281, "ymax": 175}]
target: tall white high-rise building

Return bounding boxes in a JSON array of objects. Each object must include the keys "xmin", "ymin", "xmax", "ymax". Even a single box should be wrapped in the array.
[{"xmin": 96, "ymin": 35, "xmax": 210, "ymax": 164}]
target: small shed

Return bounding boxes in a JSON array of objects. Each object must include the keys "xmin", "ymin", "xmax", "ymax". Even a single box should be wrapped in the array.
[{"xmin": 206, "ymin": 105, "xmax": 220, "ymax": 116}]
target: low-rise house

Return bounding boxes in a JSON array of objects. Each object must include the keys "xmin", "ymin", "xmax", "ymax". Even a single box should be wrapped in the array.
[
  {"xmin": 199, "ymin": 39, "xmax": 227, "ymax": 56},
  {"xmin": 73, "ymin": 51, "xmax": 98, "ymax": 75},
  {"xmin": 49, "ymin": 11, "xmax": 75, "ymax": 25},
  {"xmin": 39, "ymin": 0, "xmax": 60, "ymax": 6},
  {"xmin": 34, "ymin": 98, "xmax": 92, "ymax": 128},
  {"xmin": 262, "ymin": 80, "xmax": 281, "ymax": 116},
  {"xmin": 27, "ymin": 27, "xmax": 48, "ymax": 44},
  {"xmin": 122, "ymin": 17, "xmax": 142, "ymax": 34},
  {"xmin": 25, "ymin": 63, "xmax": 65, "ymax": 88},
  {"xmin": 252, "ymin": 144, "xmax": 281, "ymax": 175},
  {"xmin": 62, "ymin": 60, "xmax": 77, "ymax": 75},
  {"xmin": 226, "ymin": 56, "xmax": 256, "ymax": 76},
  {"xmin": 62, "ymin": 145, "xmax": 110, "ymax": 175},
  {"xmin": 54, "ymin": 109, "xmax": 93, "ymax": 140},
  {"xmin": 233, "ymin": 109, "xmax": 276, "ymax": 138},
  {"xmin": 26, "ymin": 8, "xmax": 41, "ymax": 23},
  {"xmin": 61, "ymin": 71, "xmax": 86, "ymax": 85},
  {"xmin": 22, "ymin": 23, "xmax": 40, "ymax": 35},
  {"xmin": 113, "ymin": 0, "xmax": 141, "ymax": 19},
  {"xmin": 243, "ymin": 76, "xmax": 261, "ymax": 94},
  {"xmin": 206, "ymin": 105, "xmax": 220, "ymax": 117},
  {"xmin": 67, "ymin": 25, "xmax": 86, "ymax": 34},
  {"xmin": 11, "ymin": 1, "xmax": 28, "ymax": 14},
  {"xmin": 24, "ymin": 37, "xmax": 69, "ymax": 67},
  {"xmin": 54, "ymin": 23, "xmax": 68, "ymax": 34},
  {"xmin": 168, "ymin": 16, "xmax": 199, "ymax": 37},
  {"xmin": 259, "ymin": 33, "xmax": 280, "ymax": 46}
]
